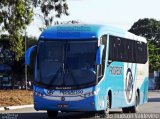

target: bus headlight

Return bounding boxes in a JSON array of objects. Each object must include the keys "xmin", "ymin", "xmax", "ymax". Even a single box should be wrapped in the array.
[
  {"xmin": 34, "ymin": 91, "xmax": 45, "ymax": 97},
  {"xmin": 83, "ymin": 88, "xmax": 100, "ymax": 98}
]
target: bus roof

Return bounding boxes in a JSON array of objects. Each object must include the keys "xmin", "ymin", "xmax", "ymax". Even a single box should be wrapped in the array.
[{"xmin": 39, "ymin": 24, "xmax": 147, "ymax": 43}]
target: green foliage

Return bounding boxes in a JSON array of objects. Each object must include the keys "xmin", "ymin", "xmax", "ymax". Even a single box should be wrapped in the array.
[
  {"xmin": 148, "ymin": 41, "xmax": 160, "ymax": 72},
  {"xmin": 34, "ymin": 0, "xmax": 69, "ymax": 31},
  {"xmin": 0, "ymin": 35, "xmax": 37, "ymax": 81},
  {"xmin": 0, "ymin": 0, "xmax": 33, "ymax": 60},
  {"xmin": 129, "ymin": 18, "xmax": 160, "ymax": 72},
  {"xmin": 0, "ymin": 35, "xmax": 37, "ymax": 64},
  {"xmin": 0, "ymin": 35, "xmax": 15, "ymax": 64},
  {"xmin": 129, "ymin": 18, "xmax": 160, "ymax": 46}
]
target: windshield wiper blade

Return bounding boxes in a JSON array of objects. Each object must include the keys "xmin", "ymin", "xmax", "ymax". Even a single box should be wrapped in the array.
[
  {"xmin": 46, "ymin": 67, "xmax": 63, "ymax": 88},
  {"xmin": 67, "ymin": 69, "xmax": 80, "ymax": 88}
]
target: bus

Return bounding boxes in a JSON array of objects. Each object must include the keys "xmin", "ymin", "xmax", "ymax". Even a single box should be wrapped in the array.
[{"xmin": 25, "ymin": 24, "xmax": 148, "ymax": 117}]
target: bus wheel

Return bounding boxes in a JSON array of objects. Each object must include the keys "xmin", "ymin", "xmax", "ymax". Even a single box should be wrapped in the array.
[
  {"xmin": 99, "ymin": 96, "xmax": 110, "ymax": 116},
  {"xmin": 105, "ymin": 96, "xmax": 110, "ymax": 114},
  {"xmin": 47, "ymin": 110, "xmax": 58, "ymax": 118},
  {"xmin": 122, "ymin": 107, "xmax": 129, "ymax": 113},
  {"xmin": 130, "ymin": 91, "xmax": 139, "ymax": 113},
  {"xmin": 122, "ymin": 91, "xmax": 139, "ymax": 113}
]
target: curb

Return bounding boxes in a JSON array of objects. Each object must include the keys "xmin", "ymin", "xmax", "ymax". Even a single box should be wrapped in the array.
[{"xmin": 0, "ymin": 104, "xmax": 33, "ymax": 111}]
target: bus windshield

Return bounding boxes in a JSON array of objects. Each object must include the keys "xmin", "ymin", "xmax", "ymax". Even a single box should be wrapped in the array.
[{"xmin": 37, "ymin": 40, "xmax": 98, "ymax": 89}]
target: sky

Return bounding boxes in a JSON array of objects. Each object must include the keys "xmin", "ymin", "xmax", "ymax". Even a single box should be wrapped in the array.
[{"xmin": 27, "ymin": 0, "xmax": 160, "ymax": 38}]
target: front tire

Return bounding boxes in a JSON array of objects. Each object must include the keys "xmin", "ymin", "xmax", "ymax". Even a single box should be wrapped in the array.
[
  {"xmin": 99, "ymin": 96, "xmax": 110, "ymax": 117},
  {"xmin": 47, "ymin": 110, "xmax": 58, "ymax": 118}
]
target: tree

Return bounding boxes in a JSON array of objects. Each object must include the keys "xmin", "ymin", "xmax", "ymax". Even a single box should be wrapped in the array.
[
  {"xmin": 0, "ymin": 35, "xmax": 37, "ymax": 87},
  {"xmin": 0, "ymin": 0, "xmax": 69, "ymax": 60},
  {"xmin": 129, "ymin": 18, "xmax": 160, "ymax": 46},
  {"xmin": 0, "ymin": 0, "xmax": 33, "ymax": 60},
  {"xmin": 0, "ymin": 35, "xmax": 37, "ymax": 66},
  {"xmin": 129, "ymin": 18, "xmax": 160, "ymax": 72},
  {"xmin": 148, "ymin": 41, "xmax": 160, "ymax": 72},
  {"xmin": 35, "ymin": 0, "xmax": 69, "ymax": 28},
  {"xmin": 0, "ymin": 35, "xmax": 15, "ymax": 64}
]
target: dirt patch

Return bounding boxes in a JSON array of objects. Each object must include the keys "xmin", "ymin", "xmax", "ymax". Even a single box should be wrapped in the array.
[{"xmin": 0, "ymin": 90, "xmax": 33, "ymax": 106}]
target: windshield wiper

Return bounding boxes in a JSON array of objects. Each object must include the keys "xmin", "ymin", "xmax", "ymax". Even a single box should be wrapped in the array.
[
  {"xmin": 46, "ymin": 66, "xmax": 63, "ymax": 88},
  {"xmin": 67, "ymin": 68, "xmax": 80, "ymax": 88}
]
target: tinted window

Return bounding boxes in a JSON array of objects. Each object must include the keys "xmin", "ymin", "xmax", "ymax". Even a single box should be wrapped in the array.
[{"xmin": 109, "ymin": 35, "xmax": 147, "ymax": 64}]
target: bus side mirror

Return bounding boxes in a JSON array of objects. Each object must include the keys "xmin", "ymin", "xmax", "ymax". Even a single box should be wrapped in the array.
[
  {"xmin": 25, "ymin": 45, "xmax": 37, "ymax": 65},
  {"xmin": 96, "ymin": 45, "xmax": 104, "ymax": 65}
]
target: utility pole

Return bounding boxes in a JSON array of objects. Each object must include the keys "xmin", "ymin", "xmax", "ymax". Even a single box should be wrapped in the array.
[
  {"xmin": 24, "ymin": 0, "xmax": 27, "ymax": 90},
  {"xmin": 25, "ymin": 30, "xmax": 28, "ymax": 90}
]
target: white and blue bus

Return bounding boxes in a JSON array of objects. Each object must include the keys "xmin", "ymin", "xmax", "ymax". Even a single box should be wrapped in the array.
[{"xmin": 25, "ymin": 24, "xmax": 148, "ymax": 117}]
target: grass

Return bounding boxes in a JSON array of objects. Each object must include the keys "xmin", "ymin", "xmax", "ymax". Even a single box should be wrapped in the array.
[{"xmin": 0, "ymin": 90, "xmax": 33, "ymax": 107}]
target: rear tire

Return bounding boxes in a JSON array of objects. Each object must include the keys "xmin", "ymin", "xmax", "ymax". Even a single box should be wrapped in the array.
[
  {"xmin": 47, "ymin": 110, "xmax": 58, "ymax": 118},
  {"xmin": 122, "ymin": 107, "xmax": 129, "ymax": 113},
  {"xmin": 130, "ymin": 91, "xmax": 139, "ymax": 113},
  {"xmin": 122, "ymin": 91, "xmax": 139, "ymax": 113}
]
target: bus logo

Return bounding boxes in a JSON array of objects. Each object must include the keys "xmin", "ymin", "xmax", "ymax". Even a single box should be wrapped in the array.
[
  {"xmin": 109, "ymin": 66, "xmax": 122, "ymax": 75},
  {"xmin": 61, "ymin": 97, "xmax": 65, "ymax": 101}
]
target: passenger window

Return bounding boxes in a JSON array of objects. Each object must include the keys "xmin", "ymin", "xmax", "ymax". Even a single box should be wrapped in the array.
[{"xmin": 108, "ymin": 35, "xmax": 147, "ymax": 64}]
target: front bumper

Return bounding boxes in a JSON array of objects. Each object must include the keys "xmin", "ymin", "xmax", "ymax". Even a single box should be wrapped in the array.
[{"xmin": 34, "ymin": 95, "xmax": 97, "ymax": 111}]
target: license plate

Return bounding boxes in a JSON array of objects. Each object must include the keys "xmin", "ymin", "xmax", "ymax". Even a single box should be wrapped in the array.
[{"xmin": 58, "ymin": 104, "xmax": 68, "ymax": 108}]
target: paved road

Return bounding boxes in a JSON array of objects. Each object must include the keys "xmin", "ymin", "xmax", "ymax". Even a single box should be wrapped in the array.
[{"xmin": 0, "ymin": 91, "xmax": 160, "ymax": 119}]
